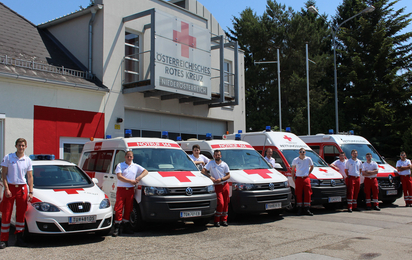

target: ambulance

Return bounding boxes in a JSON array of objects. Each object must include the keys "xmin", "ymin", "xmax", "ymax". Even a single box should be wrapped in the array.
[
  {"xmin": 225, "ymin": 128, "xmax": 346, "ymax": 209},
  {"xmin": 179, "ymin": 138, "xmax": 292, "ymax": 216},
  {"xmin": 78, "ymin": 136, "xmax": 217, "ymax": 231},
  {"xmin": 299, "ymin": 133, "xmax": 402, "ymax": 204}
]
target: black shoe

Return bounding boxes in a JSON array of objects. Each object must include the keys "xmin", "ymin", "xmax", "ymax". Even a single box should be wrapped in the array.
[
  {"xmin": 348, "ymin": 208, "xmax": 353, "ymax": 213},
  {"xmin": 112, "ymin": 223, "xmax": 120, "ymax": 237},
  {"xmin": 0, "ymin": 241, "xmax": 8, "ymax": 249},
  {"xmin": 304, "ymin": 207, "xmax": 314, "ymax": 216},
  {"xmin": 15, "ymin": 233, "xmax": 28, "ymax": 247},
  {"xmin": 214, "ymin": 222, "xmax": 220, "ymax": 227},
  {"xmin": 365, "ymin": 207, "xmax": 372, "ymax": 210},
  {"xmin": 373, "ymin": 206, "xmax": 381, "ymax": 211},
  {"xmin": 221, "ymin": 221, "xmax": 228, "ymax": 227},
  {"xmin": 122, "ymin": 222, "xmax": 134, "ymax": 234},
  {"xmin": 296, "ymin": 207, "xmax": 302, "ymax": 216}
]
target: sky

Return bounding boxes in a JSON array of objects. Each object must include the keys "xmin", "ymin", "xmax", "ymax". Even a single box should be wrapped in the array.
[{"xmin": 1, "ymin": 0, "xmax": 411, "ymax": 35}]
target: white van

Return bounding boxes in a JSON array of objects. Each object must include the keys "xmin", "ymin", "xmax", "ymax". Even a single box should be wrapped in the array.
[
  {"xmin": 78, "ymin": 137, "xmax": 217, "ymax": 230},
  {"xmin": 299, "ymin": 134, "xmax": 402, "ymax": 204},
  {"xmin": 179, "ymin": 139, "xmax": 291, "ymax": 216},
  {"xmin": 225, "ymin": 129, "xmax": 346, "ymax": 208}
]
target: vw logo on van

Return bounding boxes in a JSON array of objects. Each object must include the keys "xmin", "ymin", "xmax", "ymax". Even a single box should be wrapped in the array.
[
  {"xmin": 185, "ymin": 187, "xmax": 193, "ymax": 196},
  {"xmin": 330, "ymin": 180, "xmax": 336, "ymax": 187},
  {"xmin": 268, "ymin": 183, "xmax": 275, "ymax": 190}
]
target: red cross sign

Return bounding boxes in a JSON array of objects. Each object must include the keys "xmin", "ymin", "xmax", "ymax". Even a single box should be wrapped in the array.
[
  {"xmin": 158, "ymin": 171, "xmax": 195, "ymax": 182},
  {"xmin": 54, "ymin": 188, "xmax": 84, "ymax": 194},
  {"xmin": 173, "ymin": 21, "xmax": 196, "ymax": 58},
  {"xmin": 243, "ymin": 169, "xmax": 273, "ymax": 179},
  {"xmin": 378, "ymin": 165, "xmax": 384, "ymax": 169},
  {"xmin": 319, "ymin": 168, "xmax": 328, "ymax": 173},
  {"xmin": 283, "ymin": 135, "xmax": 292, "ymax": 141}
]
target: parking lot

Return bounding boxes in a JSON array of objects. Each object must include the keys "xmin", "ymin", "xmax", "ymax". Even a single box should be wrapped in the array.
[{"xmin": 1, "ymin": 198, "xmax": 412, "ymax": 260}]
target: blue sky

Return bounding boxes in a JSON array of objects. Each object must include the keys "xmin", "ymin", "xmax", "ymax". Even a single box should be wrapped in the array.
[{"xmin": 1, "ymin": 0, "xmax": 411, "ymax": 37}]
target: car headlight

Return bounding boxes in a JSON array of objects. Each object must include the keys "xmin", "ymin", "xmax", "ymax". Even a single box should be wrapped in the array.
[
  {"xmin": 233, "ymin": 183, "xmax": 256, "ymax": 191},
  {"xmin": 32, "ymin": 202, "xmax": 60, "ymax": 212},
  {"xmin": 207, "ymin": 185, "xmax": 215, "ymax": 193},
  {"xmin": 310, "ymin": 179, "xmax": 320, "ymax": 186},
  {"xmin": 283, "ymin": 181, "xmax": 290, "ymax": 188},
  {"xmin": 99, "ymin": 198, "xmax": 110, "ymax": 209},
  {"xmin": 144, "ymin": 186, "xmax": 169, "ymax": 196}
]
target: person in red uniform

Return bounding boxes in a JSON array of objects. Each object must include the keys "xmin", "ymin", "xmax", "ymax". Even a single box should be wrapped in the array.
[
  {"xmin": 291, "ymin": 148, "xmax": 314, "ymax": 216},
  {"xmin": 345, "ymin": 149, "xmax": 362, "ymax": 212},
  {"xmin": 396, "ymin": 151, "xmax": 412, "ymax": 207},
  {"xmin": 112, "ymin": 151, "xmax": 148, "ymax": 237},
  {"xmin": 1, "ymin": 138, "xmax": 33, "ymax": 249},
  {"xmin": 202, "ymin": 150, "xmax": 230, "ymax": 227},
  {"xmin": 362, "ymin": 153, "xmax": 380, "ymax": 211}
]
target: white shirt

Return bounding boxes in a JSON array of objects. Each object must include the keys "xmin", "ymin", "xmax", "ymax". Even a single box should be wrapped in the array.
[
  {"xmin": 362, "ymin": 161, "xmax": 378, "ymax": 178},
  {"xmin": 1, "ymin": 153, "xmax": 32, "ymax": 184},
  {"xmin": 396, "ymin": 159, "xmax": 411, "ymax": 175},
  {"xmin": 264, "ymin": 156, "xmax": 276, "ymax": 168},
  {"xmin": 332, "ymin": 159, "xmax": 347, "ymax": 178},
  {"xmin": 345, "ymin": 158, "xmax": 362, "ymax": 177},
  {"xmin": 292, "ymin": 156, "xmax": 313, "ymax": 177},
  {"xmin": 115, "ymin": 161, "xmax": 146, "ymax": 187},
  {"xmin": 204, "ymin": 160, "xmax": 230, "ymax": 183},
  {"xmin": 189, "ymin": 154, "xmax": 209, "ymax": 165}
]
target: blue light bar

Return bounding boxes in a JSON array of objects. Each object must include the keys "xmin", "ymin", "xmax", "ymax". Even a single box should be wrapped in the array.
[
  {"xmin": 265, "ymin": 126, "xmax": 271, "ymax": 131},
  {"xmin": 349, "ymin": 130, "xmax": 354, "ymax": 135},
  {"xmin": 285, "ymin": 127, "xmax": 291, "ymax": 132},
  {"xmin": 235, "ymin": 134, "xmax": 241, "ymax": 140},
  {"xmin": 29, "ymin": 154, "xmax": 55, "ymax": 160},
  {"xmin": 162, "ymin": 131, "xmax": 169, "ymax": 139},
  {"xmin": 206, "ymin": 133, "xmax": 212, "ymax": 140},
  {"xmin": 106, "ymin": 135, "xmax": 112, "ymax": 139},
  {"xmin": 328, "ymin": 129, "xmax": 334, "ymax": 134},
  {"xmin": 238, "ymin": 130, "xmax": 243, "ymax": 133},
  {"xmin": 176, "ymin": 136, "xmax": 182, "ymax": 141},
  {"xmin": 125, "ymin": 129, "xmax": 132, "ymax": 138}
]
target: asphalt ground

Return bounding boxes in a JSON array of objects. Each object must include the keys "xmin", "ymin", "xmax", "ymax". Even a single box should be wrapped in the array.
[{"xmin": 1, "ymin": 198, "xmax": 411, "ymax": 260}]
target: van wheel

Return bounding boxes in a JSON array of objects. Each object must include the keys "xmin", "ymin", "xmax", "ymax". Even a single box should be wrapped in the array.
[
  {"xmin": 285, "ymin": 188, "xmax": 296, "ymax": 212},
  {"xmin": 129, "ymin": 202, "xmax": 146, "ymax": 232}
]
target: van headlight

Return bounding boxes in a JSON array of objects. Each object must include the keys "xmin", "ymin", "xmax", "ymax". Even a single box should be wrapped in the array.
[
  {"xmin": 144, "ymin": 186, "xmax": 169, "ymax": 196},
  {"xmin": 207, "ymin": 185, "xmax": 215, "ymax": 193},
  {"xmin": 233, "ymin": 183, "xmax": 256, "ymax": 191},
  {"xmin": 310, "ymin": 179, "xmax": 320, "ymax": 186},
  {"xmin": 32, "ymin": 202, "xmax": 60, "ymax": 212},
  {"xmin": 99, "ymin": 198, "xmax": 110, "ymax": 209},
  {"xmin": 283, "ymin": 181, "xmax": 289, "ymax": 188}
]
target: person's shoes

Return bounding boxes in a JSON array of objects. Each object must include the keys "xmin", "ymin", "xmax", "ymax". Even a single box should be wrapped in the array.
[
  {"xmin": 353, "ymin": 208, "xmax": 361, "ymax": 212},
  {"xmin": 221, "ymin": 221, "xmax": 228, "ymax": 227},
  {"xmin": 0, "ymin": 241, "xmax": 8, "ymax": 249},
  {"xmin": 348, "ymin": 208, "xmax": 353, "ymax": 213},
  {"xmin": 365, "ymin": 207, "xmax": 372, "ymax": 210},
  {"xmin": 296, "ymin": 207, "xmax": 302, "ymax": 216},
  {"xmin": 214, "ymin": 222, "xmax": 220, "ymax": 227},
  {"xmin": 373, "ymin": 206, "xmax": 381, "ymax": 211},
  {"xmin": 122, "ymin": 222, "xmax": 134, "ymax": 234},
  {"xmin": 15, "ymin": 233, "xmax": 28, "ymax": 247},
  {"xmin": 112, "ymin": 223, "xmax": 120, "ymax": 237},
  {"xmin": 304, "ymin": 207, "xmax": 314, "ymax": 216}
]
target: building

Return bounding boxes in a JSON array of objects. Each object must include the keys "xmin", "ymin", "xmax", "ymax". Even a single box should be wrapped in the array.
[{"xmin": 0, "ymin": 0, "xmax": 245, "ymax": 162}]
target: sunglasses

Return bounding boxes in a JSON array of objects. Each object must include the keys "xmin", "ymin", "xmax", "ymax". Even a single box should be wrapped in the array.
[{"xmin": 299, "ymin": 151, "xmax": 305, "ymax": 154}]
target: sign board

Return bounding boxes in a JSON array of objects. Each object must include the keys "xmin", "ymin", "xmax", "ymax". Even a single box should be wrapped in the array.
[{"xmin": 155, "ymin": 10, "xmax": 211, "ymax": 99}]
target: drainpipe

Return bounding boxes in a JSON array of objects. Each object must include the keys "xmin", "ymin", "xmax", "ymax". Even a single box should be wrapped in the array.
[{"xmin": 88, "ymin": 4, "xmax": 103, "ymax": 78}]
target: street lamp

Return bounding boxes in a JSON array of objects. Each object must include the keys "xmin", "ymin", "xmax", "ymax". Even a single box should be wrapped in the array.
[{"xmin": 308, "ymin": 5, "xmax": 375, "ymax": 133}]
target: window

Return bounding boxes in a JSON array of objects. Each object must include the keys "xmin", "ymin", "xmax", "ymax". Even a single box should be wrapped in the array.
[
  {"xmin": 80, "ymin": 151, "xmax": 114, "ymax": 173},
  {"xmin": 323, "ymin": 145, "xmax": 340, "ymax": 164},
  {"xmin": 310, "ymin": 145, "xmax": 320, "ymax": 155},
  {"xmin": 113, "ymin": 150, "xmax": 126, "ymax": 172},
  {"xmin": 125, "ymin": 32, "xmax": 140, "ymax": 83},
  {"xmin": 59, "ymin": 137, "xmax": 89, "ymax": 164},
  {"xmin": 224, "ymin": 61, "xmax": 232, "ymax": 96}
]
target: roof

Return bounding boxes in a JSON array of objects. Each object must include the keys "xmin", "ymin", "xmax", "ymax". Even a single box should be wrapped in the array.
[{"xmin": 0, "ymin": 3, "xmax": 107, "ymax": 91}]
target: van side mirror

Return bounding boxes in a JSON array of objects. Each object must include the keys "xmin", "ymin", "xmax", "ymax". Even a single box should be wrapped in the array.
[
  {"xmin": 92, "ymin": 178, "xmax": 99, "ymax": 184},
  {"xmin": 274, "ymin": 163, "xmax": 283, "ymax": 170}
]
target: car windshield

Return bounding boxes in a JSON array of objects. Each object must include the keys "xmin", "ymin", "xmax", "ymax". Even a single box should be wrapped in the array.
[
  {"xmin": 33, "ymin": 165, "xmax": 92, "ymax": 188},
  {"xmin": 131, "ymin": 148, "xmax": 198, "ymax": 172},
  {"xmin": 341, "ymin": 144, "xmax": 384, "ymax": 164},
  {"xmin": 281, "ymin": 150, "xmax": 329, "ymax": 167},
  {"xmin": 219, "ymin": 149, "xmax": 272, "ymax": 170}
]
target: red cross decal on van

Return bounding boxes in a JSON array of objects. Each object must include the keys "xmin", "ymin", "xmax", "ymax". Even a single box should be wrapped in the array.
[
  {"xmin": 158, "ymin": 171, "xmax": 195, "ymax": 182},
  {"xmin": 54, "ymin": 188, "xmax": 84, "ymax": 194},
  {"xmin": 173, "ymin": 21, "xmax": 196, "ymax": 58},
  {"xmin": 378, "ymin": 165, "xmax": 384, "ymax": 169},
  {"xmin": 283, "ymin": 135, "xmax": 292, "ymax": 141},
  {"xmin": 243, "ymin": 169, "xmax": 273, "ymax": 179},
  {"xmin": 319, "ymin": 168, "xmax": 328, "ymax": 173}
]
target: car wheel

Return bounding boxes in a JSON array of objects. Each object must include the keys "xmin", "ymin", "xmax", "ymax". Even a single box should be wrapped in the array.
[{"xmin": 129, "ymin": 202, "xmax": 146, "ymax": 232}]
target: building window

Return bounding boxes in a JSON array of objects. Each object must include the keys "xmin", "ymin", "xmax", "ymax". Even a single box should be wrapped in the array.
[
  {"xmin": 59, "ymin": 137, "xmax": 90, "ymax": 164},
  {"xmin": 224, "ymin": 61, "xmax": 232, "ymax": 96},
  {"xmin": 125, "ymin": 32, "xmax": 140, "ymax": 84}
]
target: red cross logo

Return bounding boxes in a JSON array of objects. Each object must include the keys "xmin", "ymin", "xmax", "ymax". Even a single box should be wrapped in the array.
[
  {"xmin": 158, "ymin": 171, "xmax": 195, "ymax": 182},
  {"xmin": 378, "ymin": 165, "xmax": 384, "ymax": 169},
  {"xmin": 283, "ymin": 135, "xmax": 292, "ymax": 141},
  {"xmin": 112, "ymin": 183, "xmax": 116, "ymax": 190},
  {"xmin": 319, "ymin": 168, "xmax": 328, "ymax": 173},
  {"xmin": 173, "ymin": 21, "xmax": 196, "ymax": 58},
  {"xmin": 243, "ymin": 169, "xmax": 273, "ymax": 179},
  {"xmin": 54, "ymin": 188, "xmax": 84, "ymax": 194}
]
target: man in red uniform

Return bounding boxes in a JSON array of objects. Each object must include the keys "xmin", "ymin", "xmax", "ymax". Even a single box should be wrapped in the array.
[
  {"xmin": 291, "ymin": 148, "xmax": 314, "ymax": 216},
  {"xmin": 202, "ymin": 150, "xmax": 230, "ymax": 227},
  {"xmin": 1, "ymin": 138, "xmax": 33, "ymax": 249},
  {"xmin": 362, "ymin": 153, "xmax": 380, "ymax": 210},
  {"xmin": 112, "ymin": 151, "xmax": 148, "ymax": 237},
  {"xmin": 396, "ymin": 151, "xmax": 412, "ymax": 206},
  {"xmin": 345, "ymin": 150, "xmax": 362, "ymax": 212}
]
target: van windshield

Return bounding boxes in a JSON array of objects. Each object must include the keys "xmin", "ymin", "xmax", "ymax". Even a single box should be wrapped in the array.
[
  {"xmin": 281, "ymin": 150, "xmax": 329, "ymax": 167},
  {"xmin": 341, "ymin": 144, "xmax": 384, "ymax": 164},
  {"xmin": 131, "ymin": 148, "xmax": 198, "ymax": 172},
  {"xmin": 219, "ymin": 149, "xmax": 271, "ymax": 170},
  {"xmin": 33, "ymin": 165, "xmax": 93, "ymax": 189}
]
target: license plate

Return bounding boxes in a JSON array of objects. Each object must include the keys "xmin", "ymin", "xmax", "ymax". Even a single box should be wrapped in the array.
[
  {"xmin": 387, "ymin": 190, "xmax": 397, "ymax": 195},
  {"xmin": 68, "ymin": 215, "xmax": 96, "ymax": 225},
  {"xmin": 265, "ymin": 202, "xmax": 282, "ymax": 210},
  {"xmin": 180, "ymin": 211, "xmax": 201, "ymax": 218},
  {"xmin": 328, "ymin": 196, "xmax": 342, "ymax": 203}
]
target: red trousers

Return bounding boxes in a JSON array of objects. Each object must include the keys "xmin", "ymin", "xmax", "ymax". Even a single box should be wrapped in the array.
[
  {"xmin": 1, "ymin": 185, "xmax": 28, "ymax": 242},
  {"xmin": 347, "ymin": 176, "xmax": 360, "ymax": 209},
  {"xmin": 400, "ymin": 175, "xmax": 412, "ymax": 205},
  {"xmin": 364, "ymin": 177, "xmax": 379, "ymax": 207},
  {"xmin": 214, "ymin": 182, "xmax": 230, "ymax": 223},
  {"xmin": 295, "ymin": 177, "xmax": 312, "ymax": 207},
  {"xmin": 114, "ymin": 187, "xmax": 134, "ymax": 224}
]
